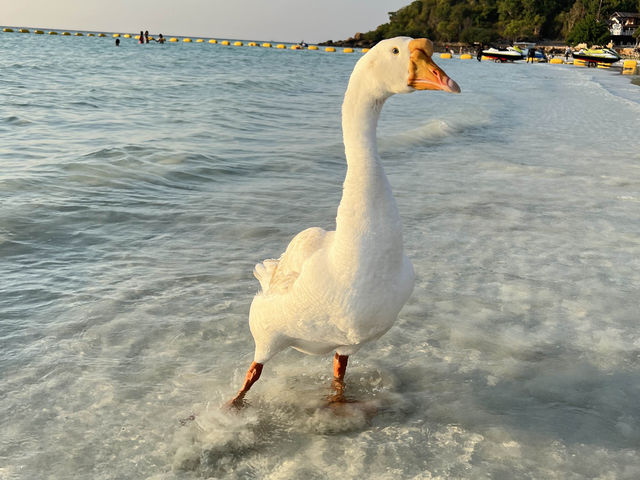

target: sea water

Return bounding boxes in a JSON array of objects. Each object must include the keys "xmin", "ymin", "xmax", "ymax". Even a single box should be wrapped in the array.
[{"xmin": 1, "ymin": 32, "xmax": 639, "ymax": 479}]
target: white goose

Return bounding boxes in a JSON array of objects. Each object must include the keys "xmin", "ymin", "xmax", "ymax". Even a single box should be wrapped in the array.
[{"xmin": 229, "ymin": 37, "xmax": 460, "ymax": 407}]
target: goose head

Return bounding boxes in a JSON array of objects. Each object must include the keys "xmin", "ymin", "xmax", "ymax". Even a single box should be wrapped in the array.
[{"xmin": 350, "ymin": 37, "xmax": 461, "ymax": 99}]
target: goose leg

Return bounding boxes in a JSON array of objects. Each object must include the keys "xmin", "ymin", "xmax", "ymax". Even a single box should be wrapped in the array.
[
  {"xmin": 333, "ymin": 352, "xmax": 348, "ymax": 382},
  {"xmin": 227, "ymin": 361, "xmax": 263, "ymax": 409},
  {"xmin": 329, "ymin": 353, "xmax": 349, "ymax": 403}
]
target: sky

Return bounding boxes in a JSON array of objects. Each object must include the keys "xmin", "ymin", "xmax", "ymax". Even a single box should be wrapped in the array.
[{"xmin": 2, "ymin": 0, "xmax": 410, "ymax": 44}]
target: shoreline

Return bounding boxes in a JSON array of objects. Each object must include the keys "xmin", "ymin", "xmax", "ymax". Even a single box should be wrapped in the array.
[
  {"xmin": 3, "ymin": 25, "xmax": 640, "ymax": 75},
  {"xmin": 4, "ymin": 25, "xmax": 640, "ymax": 60},
  {"xmin": 321, "ymin": 35, "xmax": 640, "ymax": 60}
]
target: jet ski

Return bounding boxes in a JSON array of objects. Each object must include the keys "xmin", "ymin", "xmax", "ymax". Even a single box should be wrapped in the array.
[
  {"xmin": 482, "ymin": 46, "xmax": 524, "ymax": 62},
  {"xmin": 571, "ymin": 48, "xmax": 620, "ymax": 65}
]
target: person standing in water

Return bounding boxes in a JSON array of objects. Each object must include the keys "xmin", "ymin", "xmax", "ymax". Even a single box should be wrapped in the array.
[
  {"xmin": 139, "ymin": 31, "xmax": 144, "ymax": 44},
  {"xmin": 527, "ymin": 47, "xmax": 536, "ymax": 63},
  {"xmin": 154, "ymin": 33, "xmax": 165, "ymax": 44},
  {"xmin": 144, "ymin": 30, "xmax": 150, "ymax": 43}
]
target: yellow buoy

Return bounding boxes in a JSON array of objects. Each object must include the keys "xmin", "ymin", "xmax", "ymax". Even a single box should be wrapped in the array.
[
  {"xmin": 19, "ymin": 29, "xmax": 30, "ymax": 33},
  {"xmin": 362, "ymin": 48, "xmax": 370, "ymax": 53},
  {"xmin": 623, "ymin": 60, "xmax": 637, "ymax": 75},
  {"xmin": 196, "ymin": 39, "xmax": 204, "ymax": 43},
  {"xmin": 169, "ymin": 37, "xmax": 178, "ymax": 42},
  {"xmin": 343, "ymin": 48, "xmax": 354, "ymax": 53},
  {"xmin": 221, "ymin": 40, "xmax": 230, "ymax": 45},
  {"xmin": 262, "ymin": 43, "xmax": 272, "ymax": 48},
  {"xmin": 550, "ymin": 58, "xmax": 563, "ymax": 64},
  {"xmin": 98, "ymin": 33, "xmax": 106, "ymax": 37},
  {"xmin": 291, "ymin": 45, "xmax": 301, "ymax": 50},
  {"xmin": 460, "ymin": 53, "xmax": 472, "ymax": 60},
  {"xmin": 75, "ymin": 32, "xmax": 83, "ymax": 36},
  {"xmin": 440, "ymin": 52, "xmax": 452, "ymax": 59},
  {"xmin": 123, "ymin": 34, "xmax": 131, "ymax": 38},
  {"xmin": 3, "ymin": 28, "xmax": 14, "ymax": 32},
  {"xmin": 113, "ymin": 33, "xmax": 120, "ymax": 38},
  {"xmin": 325, "ymin": 47, "xmax": 336, "ymax": 52},
  {"xmin": 248, "ymin": 42, "xmax": 258, "ymax": 47},
  {"xmin": 183, "ymin": 38, "xmax": 192, "ymax": 42},
  {"xmin": 308, "ymin": 45, "xmax": 318, "ymax": 50},
  {"xmin": 34, "ymin": 30, "xmax": 44, "ymax": 34},
  {"xmin": 209, "ymin": 39, "xmax": 217, "ymax": 44},
  {"xmin": 276, "ymin": 44, "xmax": 286, "ymax": 49},
  {"xmin": 62, "ymin": 32, "xmax": 71, "ymax": 36},
  {"xmin": 233, "ymin": 41, "xmax": 243, "ymax": 46},
  {"xmin": 49, "ymin": 31, "xmax": 58, "ymax": 35},
  {"xmin": 87, "ymin": 33, "xmax": 95, "ymax": 37}
]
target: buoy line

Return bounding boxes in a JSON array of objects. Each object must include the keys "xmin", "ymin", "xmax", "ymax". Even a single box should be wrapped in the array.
[
  {"xmin": 1, "ymin": 28, "xmax": 637, "ymax": 72},
  {"xmin": 1, "ymin": 27, "xmax": 365, "ymax": 54}
]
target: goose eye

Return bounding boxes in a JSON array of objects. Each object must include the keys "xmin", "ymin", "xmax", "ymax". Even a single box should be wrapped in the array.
[{"xmin": 392, "ymin": 47, "xmax": 399, "ymax": 55}]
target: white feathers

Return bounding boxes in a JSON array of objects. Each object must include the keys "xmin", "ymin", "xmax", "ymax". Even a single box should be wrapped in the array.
[
  {"xmin": 247, "ymin": 38, "xmax": 420, "ymax": 364},
  {"xmin": 254, "ymin": 227, "xmax": 328, "ymax": 296}
]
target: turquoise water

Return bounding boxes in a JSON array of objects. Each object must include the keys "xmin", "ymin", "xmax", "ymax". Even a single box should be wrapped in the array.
[{"xmin": 1, "ymin": 32, "xmax": 640, "ymax": 479}]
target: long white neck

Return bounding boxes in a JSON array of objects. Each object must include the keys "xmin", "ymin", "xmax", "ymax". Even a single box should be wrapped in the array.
[{"xmin": 331, "ymin": 73, "xmax": 404, "ymax": 269}]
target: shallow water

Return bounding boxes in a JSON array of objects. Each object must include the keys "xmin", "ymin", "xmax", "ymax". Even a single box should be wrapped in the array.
[{"xmin": 1, "ymin": 33, "xmax": 640, "ymax": 479}]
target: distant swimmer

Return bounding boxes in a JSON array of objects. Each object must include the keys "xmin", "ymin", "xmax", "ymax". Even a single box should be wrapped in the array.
[
  {"xmin": 115, "ymin": 38, "xmax": 120, "ymax": 46},
  {"xmin": 144, "ymin": 30, "xmax": 150, "ymax": 44},
  {"xmin": 139, "ymin": 30, "xmax": 144, "ymax": 44},
  {"xmin": 154, "ymin": 33, "xmax": 165, "ymax": 44}
]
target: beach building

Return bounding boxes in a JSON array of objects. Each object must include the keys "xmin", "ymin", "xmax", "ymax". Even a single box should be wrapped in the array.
[{"xmin": 608, "ymin": 12, "xmax": 640, "ymax": 46}]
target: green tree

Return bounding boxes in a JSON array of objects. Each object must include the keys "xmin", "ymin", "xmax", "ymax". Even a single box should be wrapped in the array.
[
  {"xmin": 339, "ymin": 0, "xmax": 640, "ymax": 46},
  {"xmin": 541, "ymin": 0, "xmax": 575, "ymax": 39},
  {"xmin": 460, "ymin": 26, "xmax": 499, "ymax": 44},
  {"xmin": 605, "ymin": 0, "xmax": 639, "ymax": 16},
  {"xmin": 567, "ymin": 14, "xmax": 611, "ymax": 44},
  {"xmin": 561, "ymin": 1, "xmax": 587, "ymax": 38},
  {"xmin": 497, "ymin": 0, "xmax": 546, "ymax": 40}
]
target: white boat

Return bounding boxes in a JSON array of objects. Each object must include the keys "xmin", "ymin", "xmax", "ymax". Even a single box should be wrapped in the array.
[{"xmin": 482, "ymin": 46, "xmax": 524, "ymax": 62}]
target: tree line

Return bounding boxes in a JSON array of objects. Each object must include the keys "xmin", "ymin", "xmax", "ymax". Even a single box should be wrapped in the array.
[{"xmin": 352, "ymin": 0, "xmax": 640, "ymax": 46}]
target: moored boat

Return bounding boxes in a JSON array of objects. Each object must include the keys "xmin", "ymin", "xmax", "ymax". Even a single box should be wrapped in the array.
[
  {"xmin": 571, "ymin": 48, "xmax": 620, "ymax": 64},
  {"xmin": 482, "ymin": 46, "xmax": 524, "ymax": 62}
]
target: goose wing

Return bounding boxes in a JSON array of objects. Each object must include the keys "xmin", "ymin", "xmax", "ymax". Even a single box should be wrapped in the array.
[{"xmin": 254, "ymin": 227, "xmax": 329, "ymax": 295}]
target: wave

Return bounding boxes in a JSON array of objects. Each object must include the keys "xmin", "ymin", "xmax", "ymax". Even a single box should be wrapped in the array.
[
  {"xmin": 379, "ymin": 109, "xmax": 492, "ymax": 151},
  {"xmin": 56, "ymin": 146, "xmax": 260, "ymax": 190},
  {"xmin": 2, "ymin": 115, "xmax": 33, "ymax": 126}
]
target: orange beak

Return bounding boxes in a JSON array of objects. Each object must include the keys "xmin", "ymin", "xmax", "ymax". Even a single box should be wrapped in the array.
[{"xmin": 408, "ymin": 39, "xmax": 460, "ymax": 93}]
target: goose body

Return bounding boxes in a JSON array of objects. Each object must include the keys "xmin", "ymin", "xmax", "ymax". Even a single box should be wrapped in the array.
[{"xmin": 229, "ymin": 37, "xmax": 460, "ymax": 407}]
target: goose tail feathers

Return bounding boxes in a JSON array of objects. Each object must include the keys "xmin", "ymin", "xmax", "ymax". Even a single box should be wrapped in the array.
[{"xmin": 254, "ymin": 259, "xmax": 279, "ymax": 293}]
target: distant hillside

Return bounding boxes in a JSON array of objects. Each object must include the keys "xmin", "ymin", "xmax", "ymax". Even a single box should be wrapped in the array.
[{"xmin": 322, "ymin": 0, "xmax": 640, "ymax": 47}]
